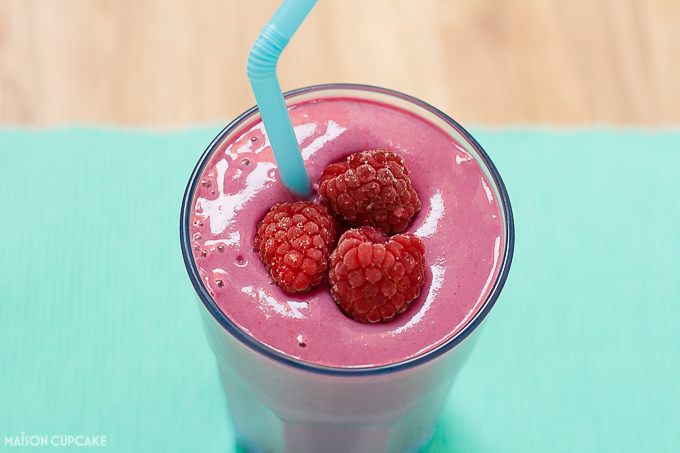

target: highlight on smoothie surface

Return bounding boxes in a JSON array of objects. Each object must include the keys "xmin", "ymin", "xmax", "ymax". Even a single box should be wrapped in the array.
[{"xmin": 188, "ymin": 91, "xmax": 506, "ymax": 368}]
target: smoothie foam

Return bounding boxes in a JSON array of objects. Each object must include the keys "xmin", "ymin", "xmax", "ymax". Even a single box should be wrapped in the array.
[{"xmin": 189, "ymin": 93, "xmax": 505, "ymax": 368}]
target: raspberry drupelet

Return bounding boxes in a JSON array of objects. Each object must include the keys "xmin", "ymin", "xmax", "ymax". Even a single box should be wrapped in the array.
[
  {"xmin": 319, "ymin": 149, "xmax": 422, "ymax": 235},
  {"xmin": 254, "ymin": 202, "xmax": 337, "ymax": 293},
  {"xmin": 328, "ymin": 226, "xmax": 426, "ymax": 323}
]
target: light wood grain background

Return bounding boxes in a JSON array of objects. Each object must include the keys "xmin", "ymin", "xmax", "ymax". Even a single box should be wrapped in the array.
[{"xmin": 1, "ymin": 0, "xmax": 678, "ymax": 126}]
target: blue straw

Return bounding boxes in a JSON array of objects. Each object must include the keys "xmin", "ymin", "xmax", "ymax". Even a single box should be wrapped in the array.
[{"xmin": 247, "ymin": 0, "xmax": 318, "ymax": 197}]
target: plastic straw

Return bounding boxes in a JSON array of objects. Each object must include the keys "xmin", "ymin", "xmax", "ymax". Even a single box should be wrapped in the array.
[{"xmin": 247, "ymin": 0, "xmax": 318, "ymax": 197}]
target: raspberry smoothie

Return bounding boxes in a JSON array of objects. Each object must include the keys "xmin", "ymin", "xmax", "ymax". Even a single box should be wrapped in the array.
[
  {"xmin": 187, "ymin": 87, "xmax": 508, "ymax": 369},
  {"xmin": 182, "ymin": 85, "xmax": 513, "ymax": 453}
]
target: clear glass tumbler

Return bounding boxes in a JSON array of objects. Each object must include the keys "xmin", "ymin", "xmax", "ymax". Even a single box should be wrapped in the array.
[{"xmin": 180, "ymin": 84, "xmax": 514, "ymax": 453}]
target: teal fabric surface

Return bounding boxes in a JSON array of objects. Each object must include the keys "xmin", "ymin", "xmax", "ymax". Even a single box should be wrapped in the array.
[{"xmin": 1, "ymin": 127, "xmax": 679, "ymax": 452}]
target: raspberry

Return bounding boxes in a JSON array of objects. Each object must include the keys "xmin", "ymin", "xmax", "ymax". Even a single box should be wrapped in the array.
[
  {"xmin": 319, "ymin": 149, "xmax": 422, "ymax": 235},
  {"xmin": 328, "ymin": 226, "xmax": 426, "ymax": 323},
  {"xmin": 255, "ymin": 202, "xmax": 337, "ymax": 293}
]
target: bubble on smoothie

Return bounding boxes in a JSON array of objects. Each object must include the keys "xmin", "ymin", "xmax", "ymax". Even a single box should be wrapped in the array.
[
  {"xmin": 205, "ymin": 235, "xmax": 239, "ymax": 250},
  {"xmin": 297, "ymin": 334, "xmax": 307, "ymax": 348},
  {"xmin": 201, "ymin": 179, "xmax": 212, "ymax": 188},
  {"xmin": 213, "ymin": 269, "xmax": 229, "ymax": 291},
  {"xmin": 235, "ymin": 255, "xmax": 248, "ymax": 267},
  {"xmin": 193, "ymin": 232, "xmax": 202, "ymax": 241},
  {"xmin": 235, "ymin": 123, "xmax": 268, "ymax": 154}
]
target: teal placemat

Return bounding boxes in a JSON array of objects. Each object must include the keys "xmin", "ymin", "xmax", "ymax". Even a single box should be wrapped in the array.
[{"xmin": 1, "ymin": 127, "xmax": 679, "ymax": 452}]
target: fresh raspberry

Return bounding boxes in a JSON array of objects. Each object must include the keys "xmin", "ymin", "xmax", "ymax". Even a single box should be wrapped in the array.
[
  {"xmin": 319, "ymin": 149, "xmax": 422, "ymax": 235},
  {"xmin": 255, "ymin": 202, "xmax": 337, "ymax": 294},
  {"xmin": 328, "ymin": 226, "xmax": 426, "ymax": 323}
]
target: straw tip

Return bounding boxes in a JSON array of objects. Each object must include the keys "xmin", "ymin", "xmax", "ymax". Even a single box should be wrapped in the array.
[{"xmin": 283, "ymin": 176, "xmax": 312, "ymax": 199}]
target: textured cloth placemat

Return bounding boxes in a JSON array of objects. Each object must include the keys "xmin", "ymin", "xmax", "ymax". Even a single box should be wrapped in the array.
[{"xmin": 1, "ymin": 128, "xmax": 679, "ymax": 452}]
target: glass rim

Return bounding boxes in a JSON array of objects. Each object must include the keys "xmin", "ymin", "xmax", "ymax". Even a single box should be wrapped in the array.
[{"xmin": 180, "ymin": 83, "xmax": 515, "ymax": 377}]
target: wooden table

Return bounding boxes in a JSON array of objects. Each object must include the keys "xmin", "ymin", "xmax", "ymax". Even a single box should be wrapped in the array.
[{"xmin": 1, "ymin": 0, "xmax": 678, "ymax": 126}]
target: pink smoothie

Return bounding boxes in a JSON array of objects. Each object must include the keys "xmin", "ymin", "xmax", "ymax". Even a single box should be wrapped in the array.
[{"xmin": 189, "ymin": 95, "xmax": 504, "ymax": 368}]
